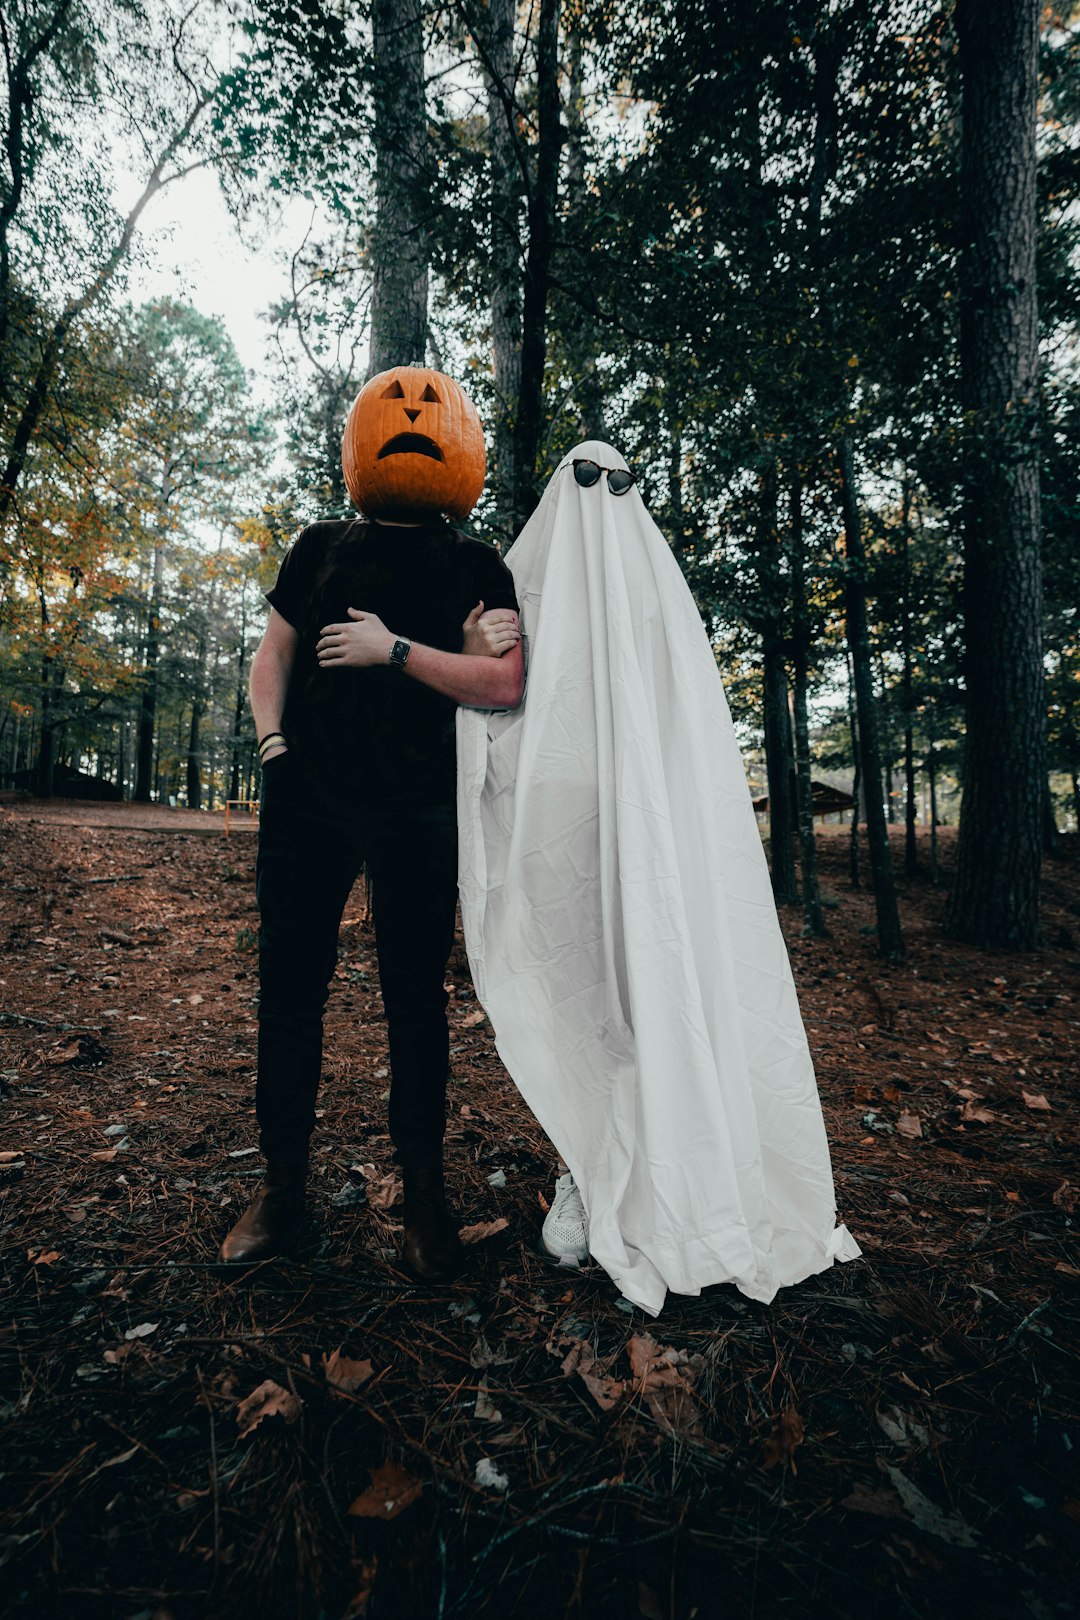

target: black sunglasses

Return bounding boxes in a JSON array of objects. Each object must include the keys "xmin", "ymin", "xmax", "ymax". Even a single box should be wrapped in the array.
[{"xmin": 572, "ymin": 458, "xmax": 636, "ymax": 496}]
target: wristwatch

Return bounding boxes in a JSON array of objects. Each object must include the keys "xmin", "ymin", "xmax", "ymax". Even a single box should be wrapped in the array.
[{"xmin": 389, "ymin": 637, "xmax": 412, "ymax": 670}]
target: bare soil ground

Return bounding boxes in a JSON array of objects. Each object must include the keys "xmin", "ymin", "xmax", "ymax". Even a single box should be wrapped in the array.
[{"xmin": 1, "ymin": 797, "xmax": 1078, "ymax": 1620}]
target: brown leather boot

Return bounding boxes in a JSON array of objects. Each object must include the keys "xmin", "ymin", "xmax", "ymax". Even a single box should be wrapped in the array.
[
  {"xmin": 219, "ymin": 1159, "xmax": 306, "ymax": 1265},
  {"xmin": 402, "ymin": 1166, "xmax": 465, "ymax": 1283}
]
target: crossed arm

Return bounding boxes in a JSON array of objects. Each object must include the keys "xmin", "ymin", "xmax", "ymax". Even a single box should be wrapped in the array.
[{"xmin": 250, "ymin": 601, "xmax": 524, "ymax": 762}]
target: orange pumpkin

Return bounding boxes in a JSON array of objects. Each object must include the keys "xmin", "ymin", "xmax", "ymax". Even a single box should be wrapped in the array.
[{"xmin": 341, "ymin": 365, "xmax": 487, "ymax": 520}]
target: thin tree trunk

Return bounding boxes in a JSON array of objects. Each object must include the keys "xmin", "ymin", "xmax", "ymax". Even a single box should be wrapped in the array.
[
  {"xmin": 839, "ymin": 435, "xmax": 905, "ymax": 956},
  {"xmin": 847, "ymin": 648, "xmax": 861, "ymax": 890},
  {"xmin": 947, "ymin": 0, "xmax": 1043, "ymax": 949},
  {"xmin": 928, "ymin": 738, "xmax": 940, "ymax": 885},
  {"xmin": 564, "ymin": 33, "xmax": 606, "ymax": 442},
  {"xmin": 756, "ymin": 463, "xmax": 798, "ymax": 905},
  {"xmin": 789, "ymin": 462, "xmax": 826, "ymax": 935},
  {"xmin": 135, "ymin": 534, "xmax": 166, "ymax": 802},
  {"xmin": 901, "ymin": 479, "xmax": 919, "ymax": 876},
  {"xmin": 486, "ymin": 0, "xmax": 523, "ymax": 536},
  {"xmin": 511, "ymin": 0, "xmax": 561, "ymax": 524},
  {"xmin": 367, "ymin": 0, "xmax": 429, "ymax": 377}
]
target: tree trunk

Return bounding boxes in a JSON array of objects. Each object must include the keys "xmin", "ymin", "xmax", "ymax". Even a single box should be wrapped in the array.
[
  {"xmin": 134, "ymin": 535, "xmax": 166, "ymax": 802},
  {"xmin": 928, "ymin": 735, "xmax": 940, "ymax": 885},
  {"xmin": 847, "ymin": 648, "xmax": 861, "ymax": 890},
  {"xmin": 946, "ymin": 0, "xmax": 1043, "ymax": 950},
  {"xmin": 366, "ymin": 0, "xmax": 429, "ymax": 378},
  {"xmin": 901, "ymin": 480, "xmax": 919, "ymax": 877},
  {"xmin": 839, "ymin": 434, "xmax": 905, "ymax": 957},
  {"xmin": 187, "ymin": 699, "xmax": 203, "ymax": 810},
  {"xmin": 511, "ymin": 0, "xmax": 561, "ymax": 524},
  {"xmin": 789, "ymin": 462, "xmax": 826, "ymax": 936},
  {"xmin": 563, "ymin": 33, "xmax": 606, "ymax": 443},
  {"xmin": 755, "ymin": 463, "xmax": 798, "ymax": 905},
  {"xmin": 485, "ymin": 0, "xmax": 523, "ymax": 537}
]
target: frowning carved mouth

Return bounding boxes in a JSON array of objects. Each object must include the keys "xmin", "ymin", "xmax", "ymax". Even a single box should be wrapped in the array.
[{"xmin": 377, "ymin": 434, "xmax": 444, "ymax": 461}]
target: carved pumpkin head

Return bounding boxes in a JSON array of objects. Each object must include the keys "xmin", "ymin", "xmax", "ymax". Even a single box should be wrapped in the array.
[{"xmin": 341, "ymin": 366, "xmax": 487, "ymax": 520}]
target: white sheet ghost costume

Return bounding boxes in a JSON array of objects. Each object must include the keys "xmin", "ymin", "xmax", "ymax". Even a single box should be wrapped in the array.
[{"xmin": 456, "ymin": 442, "xmax": 860, "ymax": 1316}]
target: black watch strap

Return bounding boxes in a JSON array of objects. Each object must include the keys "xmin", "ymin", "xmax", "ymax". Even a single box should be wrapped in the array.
[{"xmin": 389, "ymin": 637, "xmax": 412, "ymax": 669}]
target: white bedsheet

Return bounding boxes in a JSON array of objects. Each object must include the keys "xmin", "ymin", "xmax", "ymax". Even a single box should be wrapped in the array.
[{"xmin": 456, "ymin": 441, "xmax": 860, "ymax": 1315}]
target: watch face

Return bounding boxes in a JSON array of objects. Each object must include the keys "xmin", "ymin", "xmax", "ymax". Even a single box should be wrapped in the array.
[{"xmin": 391, "ymin": 638, "xmax": 410, "ymax": 667}]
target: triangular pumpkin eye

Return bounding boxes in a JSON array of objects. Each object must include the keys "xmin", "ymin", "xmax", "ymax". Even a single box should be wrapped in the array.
[
  {"xmin": 382, "ymin": 379, "xmax": 406, "ymax": 398},
  {"xmin": 421, "ymin": 383, "xmax": 441, "ymax": 402}
]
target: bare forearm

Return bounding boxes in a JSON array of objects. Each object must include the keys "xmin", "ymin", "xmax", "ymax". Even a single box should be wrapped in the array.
[
  {"xmin": 249, "ymin": 647, "xmax": 293, "ymax": 739},
  {"xmin": 403, "ymin": 640, "xmax": 524, "ymax": 709}
]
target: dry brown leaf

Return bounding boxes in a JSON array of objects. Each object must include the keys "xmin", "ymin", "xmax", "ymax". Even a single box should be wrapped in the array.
[
  {"xmin": 367, "ymin": 1173, "xmax": 403, "ymax": 1211},
  {"xmin": 459, "ymin": 1216, "xmax": 509, "ymax": 1245},
  {"xmin": 960, "ymin": 1099, "xmax": 997, "ymax": 1124},
  {"xmin": 48, "ymin": 1041, "xmax": 82, "ymax": 1065},
  {"xmin": 27, "ymin": 1248, "xmax": 60, "ymax": 1266},
  {"xmin": 322, "ymin": 1348, "xmax": 374, "ymax": 1395},
  {"xmin": 1052, "ymin": 1181, "xmax": 1076, "ymax": 1214},
  {"xmin": 1021, "ymin": 1089, "xmax": 1051, "ymax": 1112},
  {"xmin": 1054, "ymin": 1261, "xmax": 1080, "ymax": 1279},
  {"xmin": 896, "ymin": 1111, "xmax": 923, "ymax": 1140},
  {"xmin": 460, "ymin": 1008, "xmax": 488, "ymax": 1027},
  {"xmin": 0, "ymin": 1150, "xmax": 24, "ymax": 1163},
  {"xmin": 348, "ymin": 1462, "xmax": 423, "ymax": 1520},
  {"xmin": 760, "ymin": 1408, "xmax": 806, "ymax": 1472},
  {"xmin": 627, "ymin": 1334, "xmax": 703, "ymax": 1434},
  {"xmin": 551, "ymin": 1336, "xmax": 625, "ymax": 1411},
  {"xmin": 841, "ymin": 1482, "xmax": 906, "ymax": 1519},
  {"xmin": 235, "ymin": 1379, "xmax": 302, "ymax": 1438},
  {"xmin": 91, "ymin": 1148, "xmax": 118, "ymax": 1163}
]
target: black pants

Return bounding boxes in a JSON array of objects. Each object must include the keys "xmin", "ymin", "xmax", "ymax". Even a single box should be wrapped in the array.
[{"xmin": 254, "ymin": 751, "xmax": 459, "ymax": 1168}]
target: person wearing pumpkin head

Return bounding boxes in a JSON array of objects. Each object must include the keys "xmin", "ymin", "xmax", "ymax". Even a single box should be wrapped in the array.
[{"xmin": 218, "ymin": 367, "xmax": 524, "ymax": 1282}]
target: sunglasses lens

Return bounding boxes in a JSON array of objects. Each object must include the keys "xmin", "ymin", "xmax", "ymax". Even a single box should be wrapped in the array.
[
  {"xmin": 573, "ymin": 460, "xmax": 601, "ymax": 487},
  {"xmin": 607, "ymin": 470, "xmax": 634, "ymax": 495}
]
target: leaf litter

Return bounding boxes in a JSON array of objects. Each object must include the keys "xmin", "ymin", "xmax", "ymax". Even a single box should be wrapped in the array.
[{"xmin": 0, "ymin": 804, "xmax": 1078, "ymax": 1618}]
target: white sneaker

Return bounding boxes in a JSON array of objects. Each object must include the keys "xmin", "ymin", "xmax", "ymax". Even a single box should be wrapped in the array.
[{"xmin": 541, "ymin": 1173, "xmax": 589, "ymax": 1264}]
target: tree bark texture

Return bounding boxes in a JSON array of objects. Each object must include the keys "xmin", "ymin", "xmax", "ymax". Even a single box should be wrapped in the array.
[
  {"xmin": 367, "ymin": 0, "xmax": 430, "ymax": 379},
  {"xmin": 946, "ymin": 0, "xmax": 1043, "ymax": 950},
  {"xmin": 134, "ymin": 536, "xmax": 166, "ymax": 803},
  {"xmin": 755, "ymin": 464, "xmax": 798, "ymax": 905},
  {"xmin": 839, "ymin": 434, "xmax": 905, "ymax": 957},
  {"xmin": 511, "ymin": 0, "xmax": 561, "ymax": 524},
  {"xmin": 789, "ymin": 464, "xmax": 826, "ymax": 936},
  {"xmin": 485, "ymin": 0, "xmax": 523, "ymax": 537}
]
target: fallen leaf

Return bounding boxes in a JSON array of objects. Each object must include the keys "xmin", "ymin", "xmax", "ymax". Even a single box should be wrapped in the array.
[
  {"xmin": 368, "ymin": 1173, "xmax": 402, "ymax": 1211},
  {"xmin": 896, "ymin": 1111, "xmax": 923, "ymax": 1140},
  {"xmin": 323, "ymin": 1348, "xmax": 374, "ymax": 1394},
  {"xmin": 1054, "ymin": 1261, "xmax": 1080, "ymax": 1279},
  {"xmin": 460, "ymin": 1008, "xmax": 487, "ymax": 1027},
  {"xmin": 474, "ymin": 1457, "xmax": 509, "ymax": 1493},
  {"xmin": 0, "ymin": 1150, "xmax": 25, "ymax": 1163},
  {"xmin": 236, "ymin": 1379, "xmax": 302, "ymax": 1438},
  {"xmin": 628, "ymin": 1334, "xmax": 703, "ymax": 1434},
  {"xmin": 1021, "ymin": 1090, "xmax": 1051, "ymax": 1112},
  {"xmin": 841, "ymin": 1482, "xmax": 906, "ymax": 1518},
  {"xmin": 459, "ymin": 1217, "xmax": 509, "ymax": 1245},
  {"xmin": 960, "ymin": 1099, "xmax": 997, "ymax": 1124},
  {"xmin": 124, "ymin": 1321, "xmax": 159, "ymax": 1340},
  {"xmin": 760, "ymin": 1408, "xmax": 805, "ymax": 1472},
  {"xmin": 104, "ymin": 1343, "xmax": 137, "ymax": 1365},
  {"xmin": 91, "ymin": 1149, "xmax": 118, "ymax": 1163},
  {"xmin": 348, "ymin": 1462, "xmax": 423, "ymax": 1519},
  {"xmin": 1052, "ymin": 1181, "xmax": 1076, "ymax": 1214},
  {"xmin": 883, "ymin": 1464, "xmax": 978, "ymax": 1547},
  {"xmin": 27, "ymin": 1248, "xmax": 61, "ymax": 1266},
  {"xmin": 48, "ymin": 1041, "xmax": 82, "ymax": 1065},
  {"xmin": 474, "ymin": 1377, "xmax": 504, "ymax": 1423}
]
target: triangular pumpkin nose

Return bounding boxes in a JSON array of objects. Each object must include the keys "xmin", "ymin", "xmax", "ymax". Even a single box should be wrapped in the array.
[{"xmin": 404, "ymin": 407, "xmax": 420, "ymax": 424}]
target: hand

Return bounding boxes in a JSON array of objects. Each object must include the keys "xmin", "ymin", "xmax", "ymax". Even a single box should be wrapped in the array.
[
  {"xmin": 316, "ymin": 608, "xmax": 395, "ymax": 668},
  {"xmin": 462, "ymin": 600, "xmax": 522, "ymax": 658}
]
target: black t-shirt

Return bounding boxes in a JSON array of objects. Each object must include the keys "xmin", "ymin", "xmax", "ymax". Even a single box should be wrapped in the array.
[{"xmin": 266, "ymin": 517, "xmax": 519, "ymax": 806}]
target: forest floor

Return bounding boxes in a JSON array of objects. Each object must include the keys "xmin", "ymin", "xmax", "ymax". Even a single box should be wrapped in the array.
[{"xmin": 1, "ymin": 795, "xmax": 1078, "ymax": 1620}]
